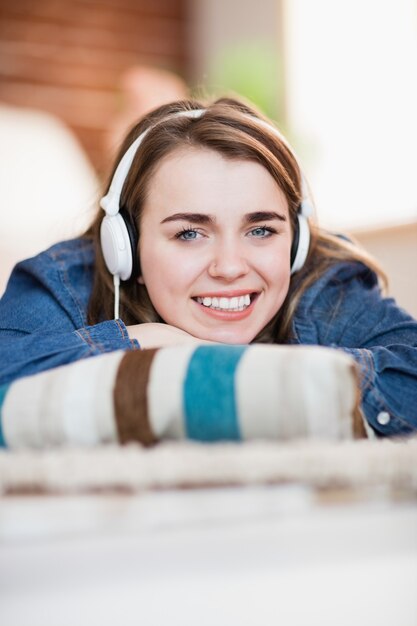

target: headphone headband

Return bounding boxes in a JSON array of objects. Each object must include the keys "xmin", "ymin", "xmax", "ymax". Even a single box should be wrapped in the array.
[{"xmin": 100, "ymin": 109, "xmax": 206, "ymax": 217}]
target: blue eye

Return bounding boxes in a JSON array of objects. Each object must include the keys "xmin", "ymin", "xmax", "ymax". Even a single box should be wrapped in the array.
[
  {"xmin": 249, "ymin": 226, "xmax": 276, "ymax": 238},
  {"xmin": 176, "ymin": 228, "xmax": 200, "ymax": 241}
]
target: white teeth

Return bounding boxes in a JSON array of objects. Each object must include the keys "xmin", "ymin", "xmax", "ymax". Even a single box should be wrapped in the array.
[{"xmin": 196, "ymin": 294, "xmax": 253, "ymax": 311}]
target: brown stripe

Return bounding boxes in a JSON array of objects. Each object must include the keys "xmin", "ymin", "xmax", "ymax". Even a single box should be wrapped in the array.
[
  {"xmin": 351, "ymin": 363, "xmax": 368, "ymax": 439},
  {"xmin": 113, "ymin": 350, "xmax": 159, "ymax": 446}
]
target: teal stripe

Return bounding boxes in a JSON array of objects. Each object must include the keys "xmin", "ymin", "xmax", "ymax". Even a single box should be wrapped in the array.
[
  {"xmin": 183, "ymin": 345, "xmax": 246, "ymax": 441},
  {"xmin": 0, "ymin": 384, "xmax": 9, "ymax": 448}
]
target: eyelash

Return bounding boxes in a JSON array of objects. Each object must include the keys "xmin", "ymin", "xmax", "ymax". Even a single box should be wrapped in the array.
[{"xmin": 174, "ymin": 224, "xmax": 278, "ymax": 241}]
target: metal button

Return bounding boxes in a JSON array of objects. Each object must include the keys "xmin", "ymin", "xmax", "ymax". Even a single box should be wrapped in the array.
[{"xmin": 377, "ymin": 411, "xmax": 390, "ymax": 425}]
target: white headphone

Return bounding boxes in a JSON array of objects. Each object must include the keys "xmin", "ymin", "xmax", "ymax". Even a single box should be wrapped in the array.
[{"xmin": 100, "ymin": 108, "xmax": 312, "ymax": 318}]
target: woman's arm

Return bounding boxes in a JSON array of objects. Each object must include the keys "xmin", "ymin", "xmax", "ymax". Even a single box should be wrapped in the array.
[
  {"xmin": 0, "ymin": 241, "xmax": 137, "ymax": 385},
  {"xmin": 293, "ymin": 262, "xmax": 417, "ymax": 436},
  {"xmin": 126, "ymin": 323, "xmax": 212, "ymax": 349}
]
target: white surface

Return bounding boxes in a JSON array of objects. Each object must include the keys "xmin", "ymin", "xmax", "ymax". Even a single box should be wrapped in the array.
[
  {"xmin": 0, "ymin": 105, "xmax": 98, "ymax": 295},
  {"xmin": 1, "ymin": 485, "xmax": 416, "ymax": 626}
]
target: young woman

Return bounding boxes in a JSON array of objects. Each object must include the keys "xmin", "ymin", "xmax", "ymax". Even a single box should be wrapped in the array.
[{"xmin": 0, "ymin": 97, "xmax": 416, "ymax": 444}]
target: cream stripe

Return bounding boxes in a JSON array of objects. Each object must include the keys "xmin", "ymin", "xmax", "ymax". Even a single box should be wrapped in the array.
[
  {"xmin": 300, "ymin": 348, "xmax": 356, "ymax": 439},
  {"xmin": 236, "ymin": 345, "xmax": 290, "ymax": 440},
  {"xmin": 147, "ymin": 345, "xmax": 197, "ymax": 439},
  {"xmin": 236, "ymin": 345, "xmax": 356, "ymax": 440},
  {"xmin": 3, "ymin": 352, "xmax": 125, "ymax": 448}
]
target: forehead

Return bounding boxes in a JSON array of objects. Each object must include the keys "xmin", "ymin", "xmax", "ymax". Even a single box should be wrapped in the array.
[{"xmin": 143, "ymin": 146, "xmax": 289, "ymax": 219}]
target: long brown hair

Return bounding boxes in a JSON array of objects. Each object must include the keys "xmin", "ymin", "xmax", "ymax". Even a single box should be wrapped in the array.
[{"xmin": 84, "ymin": 97, "xmax": 386, "ymax": 343}]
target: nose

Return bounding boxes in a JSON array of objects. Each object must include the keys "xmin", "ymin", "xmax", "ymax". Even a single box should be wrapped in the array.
[{"xmin": 208, "ymin": 240, "xmax": 250, "ymax": 281}]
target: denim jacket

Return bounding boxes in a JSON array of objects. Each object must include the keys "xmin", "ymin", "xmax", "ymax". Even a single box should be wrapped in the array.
[{"xmin": 1, "ymin": 237, "xmax": 416, "ymax": 437}]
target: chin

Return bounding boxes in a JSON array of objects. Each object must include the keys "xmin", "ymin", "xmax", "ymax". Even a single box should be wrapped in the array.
[{"xmin": 203, "ymin": 328, "xmax": 256, "ymax": 345}]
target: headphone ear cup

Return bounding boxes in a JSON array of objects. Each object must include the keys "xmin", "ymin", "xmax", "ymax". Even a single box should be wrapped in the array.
[
  {"xmin": 290, "ymin": 215, "xmax": 300, "ymax": 268},
  {"xmin": 290, "ymin": 212, "xmax": 310, "ymax": 275},
  {"xmin": 100, "ymin": 212, "xmax": 134, "ymax": 281},
  {"xmin": 119, "ymin": 208, "xmax": 139, "ymax": 279}
]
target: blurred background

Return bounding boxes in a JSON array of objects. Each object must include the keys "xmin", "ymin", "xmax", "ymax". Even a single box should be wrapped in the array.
[{"xmin": 0, "ymin": 0, "xmax": 416, "ymax": 313}]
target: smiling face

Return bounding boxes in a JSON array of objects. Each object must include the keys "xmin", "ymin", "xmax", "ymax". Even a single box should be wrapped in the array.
[{"xmin": 138, "ymin": 147, "xmax": 292, "ymax": 344}]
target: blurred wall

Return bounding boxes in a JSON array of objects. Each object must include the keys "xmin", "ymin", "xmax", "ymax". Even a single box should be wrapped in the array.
[
  {"xmin": 0, "ymin": 104, "xmax": 99, "ymax": 294},
  {"xmin": 0, "ymin": 0, "xmax": 188, "ymax": 292},
  {"xmin": 188, "ymin": 0, "xmax": 286, "ymax": 121},
  {"xmin": 0, "ymin": 0, "xmax": 188, "ymax": 175},
  {"xmin": 352, "ymin": 222, "xmax": 417, "ymax": 318}
]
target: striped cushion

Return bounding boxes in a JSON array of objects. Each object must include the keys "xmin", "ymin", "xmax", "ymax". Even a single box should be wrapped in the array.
[{"xmin": 0, "ymin": 344, "xmax": 364, "ymax": 449}]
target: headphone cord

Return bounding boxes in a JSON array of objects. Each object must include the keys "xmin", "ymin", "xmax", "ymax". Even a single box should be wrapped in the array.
[{"xmin": 113, "ymin": 274, "xmax": 120, "ymax": 320}]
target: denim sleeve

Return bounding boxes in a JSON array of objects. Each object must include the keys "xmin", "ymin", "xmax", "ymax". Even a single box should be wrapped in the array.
[
  {"xmin": 0, "ymin": 246, "xmax": 139, "ymax": 385},
  {"xmin": 293, "ymin": 264, "xmax": 417, "ymax": 437},
  {"xmin": 340, "ymin": 345, "xmax": 417, "ymax": 437},
  {"xmin": 0, "ymin": 320, "xmax": 139, "ymax": 385}
]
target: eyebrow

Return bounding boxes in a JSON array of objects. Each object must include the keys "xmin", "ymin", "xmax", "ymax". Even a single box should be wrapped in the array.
[
  {"xmin": 245, "ymin": 211, "xmax": 287, "ymax": 223},
  {"xmin": 161, "ymin": 212, "xmax": 213, "ymax": 225},
  {"xmin": 160, "ymin": 211, "xmax": 287, "ymax": 225}
]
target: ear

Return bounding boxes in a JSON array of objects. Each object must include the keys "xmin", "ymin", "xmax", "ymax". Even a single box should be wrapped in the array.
[{"xmin": 137, "ymin": 275, "xmax": 145, "ymax": 285}]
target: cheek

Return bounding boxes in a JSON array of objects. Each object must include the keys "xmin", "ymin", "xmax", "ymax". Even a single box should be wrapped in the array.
[
  {"xmin": 269, "ymin": 269, "xmax": 291, "ymax": 311},
  {"xmin": 259, "ymin": 246, "xmax": 291, "ymax": 288},
  {"xmin": 140, "ymin": 248, "xmax": 173, "ymax": 291},
  {"xmin": 139, "ymin": 244, "xmax": 201, "ymax": 297}
]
